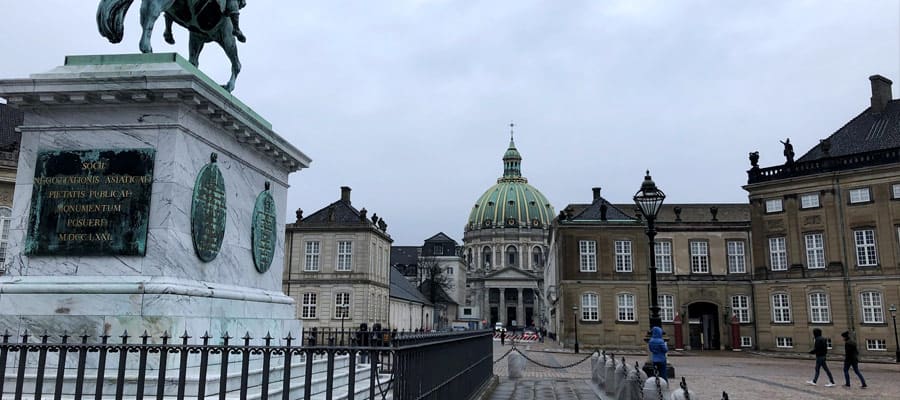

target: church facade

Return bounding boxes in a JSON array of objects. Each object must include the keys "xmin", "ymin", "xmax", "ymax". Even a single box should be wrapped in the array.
[{"xmin": 462, "ymin": 133, "xmax": 554, "ymax": 330}]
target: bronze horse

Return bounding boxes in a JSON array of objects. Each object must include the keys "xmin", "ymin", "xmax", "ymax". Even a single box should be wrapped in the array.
[{"xmin": 97, "ymin": 0, "xmax": 243, "ymax": 92}]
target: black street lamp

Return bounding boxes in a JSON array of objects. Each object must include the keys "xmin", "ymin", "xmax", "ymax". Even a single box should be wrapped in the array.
[
  {"xmin": 634, "ymin": 171, "xmax": 666, "ymax": 330},
  {"xmin": 890, "ymin": 304, "xmax": 899, "ymax": 363},
  {"xmin": 572, "ymin": 306, "xmax": 580, "ymax": 354}
]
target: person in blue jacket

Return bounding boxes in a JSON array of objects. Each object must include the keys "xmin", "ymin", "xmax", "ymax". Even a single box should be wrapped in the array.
[{"xmin": 648, "ymin": 326, "xmax": 668, "ymax": 379}]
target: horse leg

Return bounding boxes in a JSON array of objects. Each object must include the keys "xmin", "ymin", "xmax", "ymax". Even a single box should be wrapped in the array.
[
  {"xmin": 138, "ymin": 0, "xmax": 175, "ymax": 53},
  {"xmin": 188, "ymin": 33, "xmax": 204, "ymax": 67},
  {"xmin": 219, "ymin": 34, "xmax": 241, "ymax": 92}
]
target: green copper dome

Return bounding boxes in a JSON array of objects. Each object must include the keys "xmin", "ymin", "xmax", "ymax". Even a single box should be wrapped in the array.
[{"xmin": 467, "ymin": 135, "xmax": 554, "ymax": 230}]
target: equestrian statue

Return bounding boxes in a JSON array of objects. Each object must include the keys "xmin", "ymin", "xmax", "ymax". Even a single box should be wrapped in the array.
[{"xmin": 97, "ymin": 0, "xmax": 247, "ymax": 92}]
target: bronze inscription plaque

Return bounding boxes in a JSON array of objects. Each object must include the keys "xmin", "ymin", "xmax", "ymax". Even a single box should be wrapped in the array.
[{"xmin": 25, "ymin": 148, "xmax": 155, "ymax": 256}]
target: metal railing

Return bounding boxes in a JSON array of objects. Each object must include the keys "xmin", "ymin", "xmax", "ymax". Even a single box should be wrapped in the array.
[{"xmin": 0, "ymin": 328, "xmax": 493, "ymax": 400}]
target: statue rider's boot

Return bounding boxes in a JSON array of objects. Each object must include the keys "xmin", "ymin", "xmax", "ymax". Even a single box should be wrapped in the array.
[
  {"xmin": 231, "ymin": 14, "xmax": 246, "ymax": 42},
  {"xmin": 164, "ymin": 29, "xmax": 175, "ymax": 45}
]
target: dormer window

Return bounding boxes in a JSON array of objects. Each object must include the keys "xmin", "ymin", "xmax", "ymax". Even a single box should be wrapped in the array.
[
  {"xmin": 508, "ymin": 200, "xmax": 515, "ymax": 206},
  {"xmin": 487, "ymin": 201, "xmax": 495, "ymax": 207}
]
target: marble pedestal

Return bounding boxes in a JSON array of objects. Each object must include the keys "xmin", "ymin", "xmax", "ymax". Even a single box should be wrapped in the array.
[{"xmin": 0, "ymin": 53, "xmax": 311, "ymax": 343}]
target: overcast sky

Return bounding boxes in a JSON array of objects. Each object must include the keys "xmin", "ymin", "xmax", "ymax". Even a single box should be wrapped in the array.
[{"xmin": 1, "ymin": 1, "xmax": 898, "ymax": 245}]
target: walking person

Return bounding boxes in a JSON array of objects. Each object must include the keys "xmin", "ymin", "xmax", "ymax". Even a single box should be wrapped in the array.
[
  {"xmin": 500, "ymin": 329, "xmax": 506, "ymax": 346},
  {"xmin": 648, "ymin": 326, "xmax": 668, "ymax": 380},
  {"xmin": 806, "ymin": 328, "xmax": 836, "ymax": 387},
  {"xmin": 841, "ymin": 331, "xmax": 867, "ymax": 389}
]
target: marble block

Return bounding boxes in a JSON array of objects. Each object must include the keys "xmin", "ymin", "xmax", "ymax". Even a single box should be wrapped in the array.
[{"xmin": 0, "ymin": 53, "xmax": 311, "ymax": 339}]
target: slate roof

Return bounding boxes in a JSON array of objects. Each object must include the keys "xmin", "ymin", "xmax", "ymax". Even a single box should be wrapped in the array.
[
  {"xmin": 616, "ymin": 203, "xmax": 750, "ymax": 223},
  {"xmin": 0, "ymin": 104, "xmax": 23, "ymax": 149},
  {"xmin": 563, "ymin": 196, "xmax": 636, "ymax": 222},
  {"xmin": 424, "ymin": 232, "xmax": 457, "ymax": 244},
  {"xmin": 300, "ymin": 199, "xmax": 368, "ymax": 225},
  {"xmin": 390, "ymin": 267, "xmax": 431, "ymax": 305},
  {"xmin": 798, "ymin": 99, "xmax": 900, "ymax": 162},
  {"xmin": 390, "ymin": 246, "xmax": 420, "ymax": 266}
]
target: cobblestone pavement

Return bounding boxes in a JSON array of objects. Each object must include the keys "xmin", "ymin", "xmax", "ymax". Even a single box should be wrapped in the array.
[{"xmin": 488, "ymin": 340, "xmax": 900, "ymax": 399}]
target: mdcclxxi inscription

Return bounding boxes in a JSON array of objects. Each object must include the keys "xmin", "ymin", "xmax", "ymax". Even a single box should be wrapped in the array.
[
  {"xmin": 191, "ymin": 153, "xmax": 227, "ymax": 262},
  {"xmin": 25, "ymin": 148, "xmax": 155, "ymax": 256},
  {"xmin": 252, "ymin": 182, "xmax": 276, "ymax": 273}
]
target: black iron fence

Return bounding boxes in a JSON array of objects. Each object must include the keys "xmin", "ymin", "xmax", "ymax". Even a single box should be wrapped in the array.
[{"xmin": 0, "ymin": 328, "xmax": 493, "ymax": 400}]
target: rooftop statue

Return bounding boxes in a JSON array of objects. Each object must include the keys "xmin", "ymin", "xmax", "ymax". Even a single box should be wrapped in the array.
[{"xmin": 97, "ymin": 0, "xmax": 246, "ymax": 92}]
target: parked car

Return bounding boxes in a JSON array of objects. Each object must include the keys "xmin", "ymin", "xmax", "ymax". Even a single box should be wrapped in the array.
[{"xmin": 494, "ymin": 322, "xmax": 506, "ymax": 332}]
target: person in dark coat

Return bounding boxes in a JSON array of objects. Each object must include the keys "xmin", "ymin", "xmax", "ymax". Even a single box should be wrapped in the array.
[
  {"xmin": 648, "ymin": 326, "xmax": 668, "ymax": 379},
  {"xmin": 841, "ymin": 331, "xmax": 867, "ymax": 388},
  {"xmin": 806, "ymin": 328, "xmax": 835, "ymax": 387}
]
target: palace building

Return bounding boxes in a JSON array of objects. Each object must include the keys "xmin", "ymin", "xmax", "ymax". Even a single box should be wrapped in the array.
[{"xmin": 545, "ymin": 75, "xmax": 900, "ymax": 356}]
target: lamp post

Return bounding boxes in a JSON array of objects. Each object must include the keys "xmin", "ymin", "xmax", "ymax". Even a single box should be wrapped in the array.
[
  {"xmin": 634, "ymin": 171, "xmax": 666, "ymax": 330},
  {"xmin": 890, "ymin": 304, "xmax": 899, "ymax": 363},
  {"xmin": 572, "ymin": 306, "xmax": 580, "ymax": 354}
]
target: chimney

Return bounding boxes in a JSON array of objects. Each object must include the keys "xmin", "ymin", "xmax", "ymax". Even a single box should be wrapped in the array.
[
  {"xmin": 869, "ymin": 75, "xmax": 893, "ymax": 113},
  {"xmin": 340, "ymin": 186, "xmax": 351, "ymax": 203},
  {"xmin": 592, "ymin": 187, "xmax": 602, "ymax": 202}
]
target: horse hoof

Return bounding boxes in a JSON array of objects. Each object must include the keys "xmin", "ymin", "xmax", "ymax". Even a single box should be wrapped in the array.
[{"xmin": 221, "ymin": 84, "xmax": 234, "ymax": 93}]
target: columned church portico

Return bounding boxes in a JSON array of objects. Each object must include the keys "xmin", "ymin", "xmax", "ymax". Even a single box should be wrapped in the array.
[{"xmin": 462, "ymin": 129, "xmax": 553, "ymax": 330}]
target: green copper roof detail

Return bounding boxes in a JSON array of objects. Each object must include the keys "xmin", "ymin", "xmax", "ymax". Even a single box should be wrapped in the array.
[{"xmin": 467, "ymin": 130, "xmax": 554, "ymax": 230}]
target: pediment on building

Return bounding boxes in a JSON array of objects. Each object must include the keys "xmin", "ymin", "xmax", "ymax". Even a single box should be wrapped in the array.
[{"xmin": 483, "ymin": 267, "xmax": 539, "ymax": 281}]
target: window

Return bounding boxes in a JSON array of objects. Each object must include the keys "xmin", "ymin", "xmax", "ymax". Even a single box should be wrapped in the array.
[
  {"xmin": 482, "ymin": 246, "xmax": 492, "ymax": 269},
  {"xmin": 506, "ymin": 245, "xmax": 518, "ymax": 267},
  {"xmin": 581, "ymin": 293, "xmax": 599, "ymax": 321},
  {"xmin": 690, "ymin": 241, "xmax": 709, "ymax": 273},
  {"xmin": 727, "ymin": 241, "xmax": 746, "ymax": 273},
  {"xmin": 617, "ymin": 293, "xmax": 636, "ymax": 322},
  {"xmin": 893, "ymin": 184, "xmax": 900, "ymax": 199},
  {"xmin": 466, "ymin": 248, "xmax": 473, "ymax": 267},
  {"xmin": 615, "ymin": 240, "xmax": 632, "ymax": 272},
  {"xmin": 854, "ymin": 229, "xmax": 878, "ymax": 266},
  {"xmin": 659, "ymin": 294, "xmax": 674, "ymax": 322},
  {"xmin": 804, "ymin": 233, "xmax": 825, "ymax": 269},
  {"xmin": 860, "ymin": 291, "xmax": 884, "ymax": 324},
  {"xmin": 532, "ymin": 247, "xmax": 544, "ymax": 269},
  {"xmin": 772, "ymin": 293, "xmax": 791, "ymax": 323},
  {"xmin": 463, "ymin": 308, "xmax": 473, "ymax": 316},
  {"xmin": 740, "ymin": 336, "xmax": 752, "ymax": 348},
  {"xmin": 776, "ymin": 337, "xmax": 793, "ymax": 348},
  {"xmin": 731, "ymin": 295, "xmax": 751, "ymax": 323},
  {"xmin": 808, "ymin": 292, "xmax": 830, "ymax": 323},
  {"xmin": 765, "ymin": 198, "xmax": 783, "ymax": 213},
  {"xmin": 434, "ymin": 244, "xmax": 444, "ymax": 256},
  {"xmin": 866, "ymin": 339, "xmax": 887, "ymax": 351},
  {"xmin": 800, "ymin": 193, "xmax": 820, "ymax": 209},
  {"xmin": 301, "ymin": 293, "xmax": 317, "ymax": 319},
  {"xmin": 769, "ymin": 237, "xmax": 788, "ymax": 271},
  {"xmin": 579, "ymin": 240, "xmax": 597, "ymax": 272},
  {"xmin": 334, "ymin": 293, "xmax": 350, "ymax": 319},
  {"xmin": 304, "ymin": 241, "xmax": 320, "ymax": 271},
  {"xmin": 0, "ymin": 207, "xmax": 10, "ymax": 265},
  {"xmin": 849, "ymin": 188, "xmax": 871, "ymax": 203},
  {"xmin": 655, "ymin": 241, "xmax": 673, "ymax": 273},
  {"xmin": 336, "ymin": 241, "xmax": 352, "ymax": 271}
]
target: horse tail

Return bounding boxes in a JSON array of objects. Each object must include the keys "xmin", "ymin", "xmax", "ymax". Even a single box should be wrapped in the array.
[{"xmin": 96, "ymin": 0, "xmax": 135, "ymax": 43}]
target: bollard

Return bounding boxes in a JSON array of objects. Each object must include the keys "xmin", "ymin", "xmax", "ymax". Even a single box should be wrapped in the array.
[
  {"xmin": 614, "ymin": 360, "xmax": 630, "ymax": 400},
  {"xmin": 623, "ymin": 365, "xmax": 644, "ymax": 400},
  {"xmin": 642, "ymin": 375, "xmax": 670, "ymax": 400},
  {"xmin": 596, "ymin": 352, "xmax": 607, "ymax": 389},
  {"xmin": 508, "ymin": 351, "xmax": 525, "ymax": 379},
  {"xmin": 670, "ymin": 377, "xmax": 696, "ymax": 400},
  {"xmin": 591, "ymin": 352, "xmax": 600, "ymax": 384},
  {"xmin": 604, "ymin": 354, "xmax": 617, "ymax": 394}
]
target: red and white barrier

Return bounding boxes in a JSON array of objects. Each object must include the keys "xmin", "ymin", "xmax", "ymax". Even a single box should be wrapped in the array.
[{"xmin": 493, "ymin": 332, "xmax": 540, "ymax": 342}]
